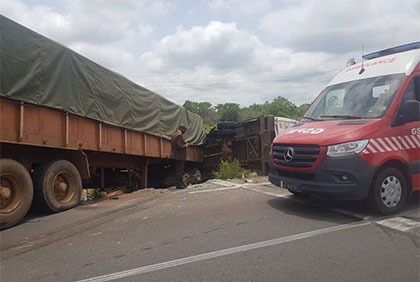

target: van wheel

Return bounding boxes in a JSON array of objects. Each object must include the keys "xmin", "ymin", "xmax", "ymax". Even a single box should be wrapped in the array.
[
  {"xmin": 368, "ymin": 167, "xmax": 407, "ymax": 215},
  {"xmin": 0, "ymin": 159, "xmax": 33, "ymax": 229},
  {"xmin": 33, "ymin": 160, "xmax": 82, "ymax": 213}
]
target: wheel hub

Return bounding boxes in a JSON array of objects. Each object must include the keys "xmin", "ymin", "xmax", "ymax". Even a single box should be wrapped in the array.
[
  {"xmin": 54, "ymin": 181, "xmax": 68, "ymax": 193},
  {"xmin": 53, "ymin": 174, "xmax": 72, "ymax": 202},
  {"xmin": 1, "ymin": 186, "xmax": 12, "ymax": 199},
  {"xmin": 0, "ymin": 176, "xmax": 20, "ymax": 212},
  {"xmin": 380, "ymin": 175, "xmax": 401, "ymax": 208},
  {"xmin": 1, "ymin": 183, "xmax": 13, "ymax": 210}
]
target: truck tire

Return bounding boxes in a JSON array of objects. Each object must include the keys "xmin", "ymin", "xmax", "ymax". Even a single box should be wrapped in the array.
[
  {"xmin": 32, "ymin": 160, "xmax": 82, "ymax": 213},
  {"xmin": 0, "ymin": 159, "xmax": 33, "ymax": 230},
  {"xmin": 217, "ymin": 122, "xmax": 237, "ymax": 137},
  {"xmin": 368, "ymin": 167, "xmax": 408, "ymax": 215}
]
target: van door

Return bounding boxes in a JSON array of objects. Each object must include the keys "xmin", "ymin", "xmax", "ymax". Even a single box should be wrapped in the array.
[{"xmin": 394, "ymin": 75, "xmax": 420, "ymax": 190}]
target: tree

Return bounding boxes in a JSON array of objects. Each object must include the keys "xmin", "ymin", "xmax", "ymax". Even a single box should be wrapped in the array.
[
  {"xmin": 265, "ymin": 96, "xmax": 298, "ymax": 118},
  {"xmin": 241, "ymin": 96, "xmax": 302, "ymax": 120},
  {"xmin": 239, "ymin": 105, "xmax": 262, "ymax": 121},
  {"xmin": 183, "ymin": 100, "xmax": 217, "ymax": 124},
  {"xmin": 182, "ymin": 96, "xmax": 310, "ymax": 125},
  {"xmin": 215, "ymin": 103, "xmax": 241, "ymax": 122},
  {"xmin": 297, "ymin": 103, "xmax": 311, "ymax": 119}
]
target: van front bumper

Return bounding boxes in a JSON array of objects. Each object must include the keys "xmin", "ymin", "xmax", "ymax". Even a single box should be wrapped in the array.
[{"xmin": 268, "ymin": 154, "xmax": 376, "ymax": 200}]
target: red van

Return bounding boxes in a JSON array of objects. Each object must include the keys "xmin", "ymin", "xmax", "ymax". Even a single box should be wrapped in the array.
[{"xmin": 269, "ymin": 42, "xmax": 420, "ymax": 214}]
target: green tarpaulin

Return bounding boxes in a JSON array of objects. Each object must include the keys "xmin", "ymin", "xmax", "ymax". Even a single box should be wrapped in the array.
[{"xmin": 0, "ymin": 15, "xmax": 206, "ymax": 145}]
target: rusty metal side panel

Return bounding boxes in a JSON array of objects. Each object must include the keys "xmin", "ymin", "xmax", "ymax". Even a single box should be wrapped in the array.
[
  {"xmin": 126, "ymin": 130, "xmax": 145, "ymax": 156},
  {"xmin": 0, "ymin": 98, "xmax": 19, "ymax": 141},
  {"xmin": 0, "ymin": 100, "xmax": 67, "ymax": 147},
  {"xmin": 160, "ymin": 138, "xmax": 171, "ymax": 159},
  {"xmin": 144, "ymin": 134, "xmax": 163, "ymax": 158},
  {"xmin": 0, "ymin": 98, "xmax": 203, "ymax": 162},
  {"xmin": 187, "ymin": 146, "xmax": 204, "ymax": 162},
  {"xmin": 24, "ymin": 104, "xmax": 66, "ymax": 147},
  {"xmin": 101, "ymin": 124, "xmax": 123, "ymax": 153},
  {"xmin": 68, "ymin": 115, "xmax": 99, "ymax": 150},
  {"xmin": 163, "ymin": 138, "xmax": 172, "ymax": 159}
]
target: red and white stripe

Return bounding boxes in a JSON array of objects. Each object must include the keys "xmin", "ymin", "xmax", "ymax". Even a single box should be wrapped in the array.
[{"xmin": 363, "ymin": 134, "xmax": 420, "ymax": 154}]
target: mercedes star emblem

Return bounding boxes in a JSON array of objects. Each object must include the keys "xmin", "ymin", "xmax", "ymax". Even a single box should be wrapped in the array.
[{"xmin": 284, "ymin": 147, "xmax": 295, "ymax": 162}]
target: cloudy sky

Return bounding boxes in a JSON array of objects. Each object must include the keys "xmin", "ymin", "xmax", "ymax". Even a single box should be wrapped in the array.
[{"xmin": 1, "ymin": 0, "xmax": 419, "ymax": 107}]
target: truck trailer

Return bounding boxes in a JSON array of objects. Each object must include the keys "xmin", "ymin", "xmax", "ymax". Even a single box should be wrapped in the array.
[{"xmin": 0, "ymin": 16, "xmax": 206, "ymax": 229}]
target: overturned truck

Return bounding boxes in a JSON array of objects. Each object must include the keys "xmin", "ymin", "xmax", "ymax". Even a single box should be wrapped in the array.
[
  {"xmin": 0, "ymin": 16, "xmax": 206, "ymax": 229},
  {"xmin": 202, "ymin": 116, "xmax": 296, "ymax": 178}
]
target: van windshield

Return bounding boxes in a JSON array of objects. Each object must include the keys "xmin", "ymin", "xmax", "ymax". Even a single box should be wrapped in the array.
[{"xmin": 303, "ymin": 74, "xmax": 404, "ymax": 121}]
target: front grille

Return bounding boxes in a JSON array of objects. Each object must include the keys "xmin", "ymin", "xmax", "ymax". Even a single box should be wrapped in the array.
[{"xmin": 272, "ymin": 144, "xmax": 320, "ymax": 167}]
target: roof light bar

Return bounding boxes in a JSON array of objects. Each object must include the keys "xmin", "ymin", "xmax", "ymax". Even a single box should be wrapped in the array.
[{"xmin": 362, "ymin": 42, "xmax": 420, "ymax": 60}]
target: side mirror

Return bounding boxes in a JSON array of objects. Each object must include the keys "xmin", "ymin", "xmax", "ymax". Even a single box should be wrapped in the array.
[{"xmin": 395, "ymin": 100, "xmax": 420, "ymax": 125}]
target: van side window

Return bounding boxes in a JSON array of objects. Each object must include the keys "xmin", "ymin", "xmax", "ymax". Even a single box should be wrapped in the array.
[
  {"xmin": 393, "ymin": 76, "xmax": 420, "ymax": 126},
  {"xmin": 402, "ymin": 76, "xmax": 419, "ymax": 102},
  {"xmin": 413, "ymin": 76, "xmax": 419, "ymax": 101}
]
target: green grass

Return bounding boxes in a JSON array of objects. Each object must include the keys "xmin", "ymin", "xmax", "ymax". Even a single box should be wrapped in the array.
[{"xmin": 213, "ymin": 159, "xmax": 251, "ymax": 180}]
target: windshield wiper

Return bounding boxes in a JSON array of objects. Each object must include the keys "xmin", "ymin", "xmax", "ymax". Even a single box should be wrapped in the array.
[
  {"xmin": 302, "ymin": 116, "xmax": 322, "ymax": 121},
  {"xmin": 320, "ymin": 115, "xmax": 363, "ymax": 119}
]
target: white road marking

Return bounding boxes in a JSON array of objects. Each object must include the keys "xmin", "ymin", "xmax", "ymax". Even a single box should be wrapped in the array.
[
  {"xmin": 188, "ymin": 185, "xmax": 241, "ymax": 194},
  {"xmin": 74, "ymin": 220, "xmax": 371, "ymax": 282},
  {"xmin": 376, "ymin": 216, "xmax": 420, "ymax": 233},
  {"xmin": 241, "ymin": 186, "xmax": 286, "ymax": 198},
  {"xmin": 331, "ymin": 208, "xmax": 375, "ymax": 220},
  {"xmin": 188, "ymin": 182, "xmax": 273, "ymax": 194},
  {"xmin": 189, "ymin": 183, "xmax": 292, "ymax": 198}
]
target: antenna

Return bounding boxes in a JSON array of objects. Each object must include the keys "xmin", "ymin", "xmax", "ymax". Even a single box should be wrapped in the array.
[{"xmin": 359, "ymin": 45, "xmax": 365, "ymax": 75}]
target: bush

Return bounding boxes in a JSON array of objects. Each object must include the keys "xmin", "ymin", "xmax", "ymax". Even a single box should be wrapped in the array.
[
  {"xmin": 213, "ymin": 159, "xmax": 251, "ymax": 180},
  {"xmin": 203, "ymin": 124, "xmax": 216, "ymax": 134},
  {"xmin": 85, "ymin": 188, "xmax": 102, "ymax": 201}
]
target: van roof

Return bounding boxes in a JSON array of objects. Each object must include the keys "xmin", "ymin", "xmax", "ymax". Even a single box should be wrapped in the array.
[
  {"xmin": 362, "ymin": 42, "xmax": 420, "ymax": 60},
  {"xmin": 327, "ymin": 42, "xmax": 420, "ymax": 86}
]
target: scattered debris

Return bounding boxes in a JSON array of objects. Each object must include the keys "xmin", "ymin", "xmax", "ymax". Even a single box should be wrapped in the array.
[
  {"xmin": 82, "ymin": 187, "xmax": 126, "ymax": 202},
  {"xmin": 81, "ymin": 175, "xmax": 269, "ymax": 205}
]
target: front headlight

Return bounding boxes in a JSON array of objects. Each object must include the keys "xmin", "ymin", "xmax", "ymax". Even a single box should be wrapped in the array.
[{"xmin": 327, "ymin": 139, "xmax": 369, "ymax": 157}]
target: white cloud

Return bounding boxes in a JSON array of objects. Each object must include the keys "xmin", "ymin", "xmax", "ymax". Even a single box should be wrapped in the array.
[
  {"xmin": 0, "ymin": 0, "xmax": 73, "ymax": 40},
  {"xmin": 209, "ymin": 0, "xmax": 272, "ymax": 15},
  {"xmin": 0, "ymin": 0, "xmax": 172, "ymax": 45},
  {"xmin": 141, "ymin": 22, "xmax": 266, "ymax": 72},
  {"xmin": 138, "ymin": 21, "xmax": 342, "ymax": 106},
  {"xmin": 260, "ymin": 0, "xmax": 420, "ymax": 53},
  {"xmin": 140, "ymin": 21, "xmax": 339, "ymax": 74},
  {"xmin": 138, "ymin": 23, "xmax": 154, "ymax": 37}
]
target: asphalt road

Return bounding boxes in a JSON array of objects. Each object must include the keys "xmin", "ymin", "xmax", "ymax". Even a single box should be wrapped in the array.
[{"xmin": 1, "ymin": 180, "xmax": 419, "ymax": 282}]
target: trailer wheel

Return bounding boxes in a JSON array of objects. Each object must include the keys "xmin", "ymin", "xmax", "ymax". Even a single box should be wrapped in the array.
[
  {"xmin": 368, "ymin": 167, "xmax": 408, "ymax": 215},
  {"xmin": 0, "ymin": 159, "xmax": 33, "ymax": 230},
  {"xmin": 33, "ymin": 160, "xmax": 82, "ymax": 213}
]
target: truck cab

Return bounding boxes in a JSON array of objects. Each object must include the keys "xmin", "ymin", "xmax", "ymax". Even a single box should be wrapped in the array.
[{"xmin": 269, "ymin": 42, "xmax": 420, "ymax": 214}]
